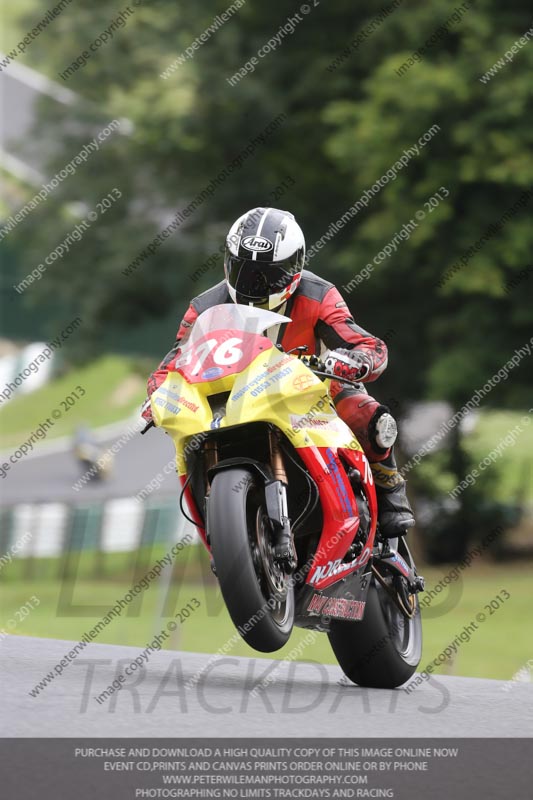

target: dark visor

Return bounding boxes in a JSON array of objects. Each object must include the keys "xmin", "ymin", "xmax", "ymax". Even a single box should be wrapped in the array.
[{"xmin": 226, "ymin": 256, "xmax": 299, "ymax": 302}]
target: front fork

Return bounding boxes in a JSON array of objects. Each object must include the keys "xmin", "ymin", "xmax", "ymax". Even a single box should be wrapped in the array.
[
  {"xmin": 267, "ymin": 430, "xmax": 297, "ymax": 572},
  {"xmin": 265, "ymin": 481, "xmax": 297, "ymax": 571}
]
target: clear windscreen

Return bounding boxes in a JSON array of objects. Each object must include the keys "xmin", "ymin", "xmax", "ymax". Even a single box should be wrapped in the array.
[{"xmin": 178, "ymin": 303, "xmax": 291, "ymax": 355}]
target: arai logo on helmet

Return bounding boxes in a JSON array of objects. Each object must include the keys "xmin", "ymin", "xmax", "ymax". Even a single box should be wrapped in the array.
[{"xmin": 242, "ymin": 236, "xmax": 273, "ymax": 253}]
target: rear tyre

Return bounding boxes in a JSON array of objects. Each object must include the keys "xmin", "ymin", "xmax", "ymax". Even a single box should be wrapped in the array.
[
  {"xmin": 208, "ymin": 468, "xmax": 294, "ymax": 653},
  {"xmin": 328, "ymin": 541, "xmax": 422, "ymax": 688}
]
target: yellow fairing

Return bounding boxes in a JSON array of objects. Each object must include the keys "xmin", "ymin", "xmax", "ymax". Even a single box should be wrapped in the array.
[{"xmin": 151, "ymin": 348, "xmax": 361, "ymax": 476}]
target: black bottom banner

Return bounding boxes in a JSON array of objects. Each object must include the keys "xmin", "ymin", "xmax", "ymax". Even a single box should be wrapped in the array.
[{"xmin": 0, "ymin": 738, "xmax": 530, "ymax": 799}]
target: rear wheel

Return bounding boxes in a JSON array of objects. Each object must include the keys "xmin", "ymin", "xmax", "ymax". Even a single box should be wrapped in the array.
[
  {"xmin": 207, "ymin": 468, "xmax": 294, "ymax": 652},
  {"xmin": 328, "ymin": 540, "xmax": 422, "ymax": 688}
]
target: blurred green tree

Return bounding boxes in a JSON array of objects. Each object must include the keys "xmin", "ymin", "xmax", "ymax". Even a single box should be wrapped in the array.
[{"xmin": 3, "ymin": 0, "xmax": 532, "ymax": 409}]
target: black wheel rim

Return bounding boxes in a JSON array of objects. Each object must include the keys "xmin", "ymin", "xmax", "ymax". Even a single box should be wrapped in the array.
[{"xmin": 248, "ymin": 499, "xmax": 293, "ymax": 628}]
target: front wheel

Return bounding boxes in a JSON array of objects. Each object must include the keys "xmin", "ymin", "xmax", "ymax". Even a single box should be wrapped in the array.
[
  {"xmin": 328, "ymin": 541, "xmax": 422, "ymax": 688},
  {"xmin": 207, "ymin": 468, "xmax": 294, "ymax": 653}
]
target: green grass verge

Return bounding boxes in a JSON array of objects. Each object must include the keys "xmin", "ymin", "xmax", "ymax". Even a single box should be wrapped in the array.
[
  {"xmin": 465, "ymin": 410, "xmax": 533, "ymax": 502},
  {"xmin": 0, "ymin": 355, "xmax": 147, "ymax": 449},
  {"xmin": 406, "ymin": 409, "xmax": 533, "ymax": 503},
  {"xmin": 1, "ymin": 547, "xmax": 530, "ymax": 682}
]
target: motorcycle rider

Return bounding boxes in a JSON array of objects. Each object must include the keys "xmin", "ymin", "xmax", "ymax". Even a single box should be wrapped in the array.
[{"xmin": 143, "ymin": 207, "xmax": 415, "ymax": 537}]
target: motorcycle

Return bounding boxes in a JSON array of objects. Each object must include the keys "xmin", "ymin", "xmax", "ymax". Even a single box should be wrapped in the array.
[
  {"xmin": 73, "ymin": 427, "xmax": 113, "ymax": 482},
  {"xmin": 144, "ymin": 303, "xmax": 424, "ymax": 688}
]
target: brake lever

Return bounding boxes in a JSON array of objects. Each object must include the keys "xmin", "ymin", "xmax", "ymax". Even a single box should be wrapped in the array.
[
  {"xmin": 286, "ymin": 345, "xmax": 309, "ymax": 358},
  {"xmin": 306, "ymin": 367, "xmax": 359, "ymax": 387}
]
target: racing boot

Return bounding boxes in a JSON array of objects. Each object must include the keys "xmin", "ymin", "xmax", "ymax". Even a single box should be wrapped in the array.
[{"xmin": 370, "ymin": 451, "xmax": 415, "ymax": 538}]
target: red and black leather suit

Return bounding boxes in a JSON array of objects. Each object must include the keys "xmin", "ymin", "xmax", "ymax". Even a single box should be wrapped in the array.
[{"xmin": 146, "ymin": 270, "xmax": 392, "ymax": 465}]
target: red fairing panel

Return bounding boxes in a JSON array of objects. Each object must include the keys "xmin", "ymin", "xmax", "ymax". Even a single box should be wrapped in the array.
[
  {"xmin": 175, "ymin": 329, "xmax": 273, "ymax": 384},
  {"xmin": 298, "ymin": 445, "xmax": 377, "ymax": 591}
]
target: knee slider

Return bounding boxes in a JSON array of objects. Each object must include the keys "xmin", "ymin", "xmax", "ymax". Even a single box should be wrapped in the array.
[{"xmin": 369, "ymin": 407, "xmax": 397, "ymax": 451}]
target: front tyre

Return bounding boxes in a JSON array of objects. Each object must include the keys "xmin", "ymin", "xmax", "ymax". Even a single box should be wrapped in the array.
[{"xmin": 207, "ymin": 468, "xmax": 294, "ymax": 653}]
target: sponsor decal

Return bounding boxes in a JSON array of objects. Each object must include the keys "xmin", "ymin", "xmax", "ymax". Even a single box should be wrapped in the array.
[
  {"xmin": 309, "ymin": 545, "xmax": 372, "ymax": 585},
  {"xmin": 307, "ymin": 593, "xmax": 366, "ymax": 621},
  {"xmin": 158, "ymin": 387, "xmax": 199, "ymax": 412},
  {"xmin": 250, "ymin": 366, "xmax": 292, "ymax": 397},
  {"xmin": 310, "ymin": 558, "xmax": 354, "ymax": 585},
  {"xmin": 290, "ymin": 415, "xmax": 340, "ymax": 431},
  {"xmin": 325, "ymin": 446, "xmax": 354, "ymax": 516},
  {"xmin": 232, "ymin": 356, "xmax": 294, "ymax": 401},
  {"xmin": 154, "ymin": 396, "xmax": 181, "ymax": 415},
  {"xmin": 233, "ymin": 365, "xmax": 293, "ymax": 400},
  {"xmin": 202, "ymin": 366, "xmax": 224, "ymax": 380},
  {"xmin": 372, "ymin": 462, "xmax": 403, "ymax": 488},
  {"xmin": 293, "ymin": 374, "xmax": 315, "ymax": 392},
  {"xmin": 242, "ymin": 235, "xmax": 273, "ymax": 253},
  {"xmin": 386, "ymin": 552, "xmax": 410, "ymax": 577},
  {"xmin": 335, "ymin": 301, "xmax": 348, "ymax": 309}
]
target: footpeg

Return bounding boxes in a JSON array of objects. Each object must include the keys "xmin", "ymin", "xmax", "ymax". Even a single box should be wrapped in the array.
[{"xmin": 410, "ymin": 575, "xmax": 425, "ymax": 594}]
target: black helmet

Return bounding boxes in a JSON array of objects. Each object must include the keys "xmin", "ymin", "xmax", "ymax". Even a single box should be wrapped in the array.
[{"xmin": 224, "ymin": 207, "xmax": 305, "ymax": 309}]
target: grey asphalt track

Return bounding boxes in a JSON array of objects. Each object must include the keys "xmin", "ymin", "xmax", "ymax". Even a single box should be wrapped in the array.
[
  {"xmin": 0, "ymin": 423, "xmax": 177, "ymax": 506},
  {"xmin": 2, "ymin": 636, "xmax": 532, "ymax": 737}
]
